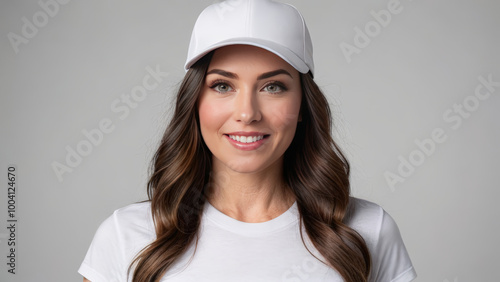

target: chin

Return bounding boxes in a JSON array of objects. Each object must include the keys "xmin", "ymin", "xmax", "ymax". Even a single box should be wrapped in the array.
[
  {"xmin": 219, "ymin": 154, "xmax": 282, "ymax": 175},
  {"xmin": 226, "ymin": 161, "xmax": 266, "ymax": 174}
]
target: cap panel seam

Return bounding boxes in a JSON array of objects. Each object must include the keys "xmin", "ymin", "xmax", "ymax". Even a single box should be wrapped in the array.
[
  {"xmin": 284, "ymin": 3, "xmax": 308, "ymax": 68},
  {"xmin": 247, "ymin": 0, "xmax": 253, "ymax": 37}
]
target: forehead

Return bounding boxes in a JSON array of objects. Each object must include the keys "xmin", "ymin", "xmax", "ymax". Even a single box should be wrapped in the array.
[{"xmin": 208, "ymin": 45, "xmax": 299, "ymax": 77}]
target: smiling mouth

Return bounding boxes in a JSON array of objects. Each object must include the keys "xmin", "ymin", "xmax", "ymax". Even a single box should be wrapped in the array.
[{"xmin": 224, "ymin": 134, "xmax": 270, "ymax": 143}]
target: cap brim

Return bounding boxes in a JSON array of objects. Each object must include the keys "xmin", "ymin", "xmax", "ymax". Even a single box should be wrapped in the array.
[{"xmin": 184, "ymin": 37, "xmax": 310, "ymax": 74}]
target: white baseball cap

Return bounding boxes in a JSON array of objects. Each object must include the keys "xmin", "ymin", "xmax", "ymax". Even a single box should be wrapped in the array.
[{"xmin": 184, "ymin": 0, "xmax": 315, "ymax": 76}]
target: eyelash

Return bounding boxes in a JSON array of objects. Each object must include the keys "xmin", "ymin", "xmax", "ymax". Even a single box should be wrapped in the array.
[
  {"xmin": 263, "ymin": 81, "xmax": 287, "ymax": 94},
  {"xmin": 209, "ymin": 79, "xmax": 233, "ymax": 93},
  {"xmin": 208, "ymin": 80, "xmax": 288, "ymax": 94}
]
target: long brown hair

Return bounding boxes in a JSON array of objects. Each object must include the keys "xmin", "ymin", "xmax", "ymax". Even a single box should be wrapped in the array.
[{"xmin": 129, "ymin": 52, "xmax": 371, "ymax": 281}]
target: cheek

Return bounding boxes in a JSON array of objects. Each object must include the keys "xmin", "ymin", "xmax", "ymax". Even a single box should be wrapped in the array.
[
  {"xmin": 266, "ymin": 98, "xmax": 301, "ymax": 134},
  {"xmin": 198, "ymin": 95, "xmax": 227, "ymax": 137}
]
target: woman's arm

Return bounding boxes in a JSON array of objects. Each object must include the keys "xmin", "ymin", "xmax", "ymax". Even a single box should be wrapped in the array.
[{"xmin": 83, "ymin": 278, "xmax": 91, "ymax": 282}]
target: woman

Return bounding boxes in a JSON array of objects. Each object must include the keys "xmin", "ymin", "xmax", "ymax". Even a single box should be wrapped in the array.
[{"xmin": 79, "ymin": 1, "xmax": 417, "ymax": 281}]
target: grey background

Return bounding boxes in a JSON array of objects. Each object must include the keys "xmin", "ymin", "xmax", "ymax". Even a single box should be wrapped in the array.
[{"xmin": 1, "ymin": 0, "xmax": 499, "ymax": 281}]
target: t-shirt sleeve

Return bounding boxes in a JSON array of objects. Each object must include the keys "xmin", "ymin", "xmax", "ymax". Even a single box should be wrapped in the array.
[
  {"xmin": 369, "ymin": 210, "xmax": 417, "ymax": 282},
  {"xmin": 78, "ymin": 213, "xmax": 130, "ymax": 282}
]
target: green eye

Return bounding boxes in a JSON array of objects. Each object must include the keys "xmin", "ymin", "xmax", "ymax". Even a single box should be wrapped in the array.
[
  {"xmin": 212, "ymin": 83, "xmax": 233, "ymax": 93},
  {"xmin": 263, "ymin": 82, "xmax": 287, "ymax": 94}
]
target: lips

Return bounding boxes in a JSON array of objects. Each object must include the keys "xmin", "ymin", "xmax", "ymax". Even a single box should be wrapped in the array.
[
  {"xmin": 227, "ymin": 135, "xmax": 264, "ymax": 143},
  {"xmin": 224, "ymin": 131, "xmax": 270, "ymax": 150}
]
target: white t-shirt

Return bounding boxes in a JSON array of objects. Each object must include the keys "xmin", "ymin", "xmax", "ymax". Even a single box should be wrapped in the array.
[{"xmin": 79, "ymin": 197, "xmax": 416, "ymax": 282}]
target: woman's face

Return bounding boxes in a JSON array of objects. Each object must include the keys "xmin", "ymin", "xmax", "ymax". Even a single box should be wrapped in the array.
[{"xmin": 198, "ymin": 45, "xmax": 302, "ymax": 174}]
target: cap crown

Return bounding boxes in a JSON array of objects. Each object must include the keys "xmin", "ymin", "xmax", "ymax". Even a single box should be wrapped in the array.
[{"xmin": 185, "ymin": 0, "xmax": 314, "ymax": 75}]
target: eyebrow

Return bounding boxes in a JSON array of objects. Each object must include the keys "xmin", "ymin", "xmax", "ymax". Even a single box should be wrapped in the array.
[
  {"xmin": 257, "ymin": 69, "xmax": 293, "ymax": 80},
  {"xmin": 206, "ymin": 69, "xmax": 238, "ymax": 79},
  {"xmin": 205, "ymin": 69, "xmax": 293, "ymax": 80}
]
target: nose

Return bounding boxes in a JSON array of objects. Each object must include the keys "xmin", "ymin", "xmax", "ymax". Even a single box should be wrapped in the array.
[{"xmin": 233, "ymin": 87, "xmax": 262, "ymax": 124}]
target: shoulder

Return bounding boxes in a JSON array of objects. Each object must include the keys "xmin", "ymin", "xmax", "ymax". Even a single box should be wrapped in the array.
[
  {"xmin": 110, "ymin": 201, "xmax": 153, "ymax": 227},
  {"xmin": 79, "ymin": 201, "xmax": 156, "ymax": 282},
  {"xmin": 345, "ymin": 197, "xmax": 417, "ymax": 282},
  {"xmin": 345, "ymin": 197, "xmax": 400, "ymax": 243},
  {"xmin": 95, "ymin": 201, "xmax": 154, "ymax": 239},
  {"xmin": 345, "ymin": 197, "xmax": 408, "ymax": 253},
  {"xmin": 344, "ymin": 197, "xmax": 384, "ymax": 243}
]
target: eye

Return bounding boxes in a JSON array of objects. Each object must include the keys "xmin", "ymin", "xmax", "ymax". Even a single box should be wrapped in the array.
[
  {"xmin": 262, "ymin": 82, "xmax": 287, "ymax": 94},
  {"xmin": 210, "ymin": 81, "xmax": 233, "ymax": 94}
]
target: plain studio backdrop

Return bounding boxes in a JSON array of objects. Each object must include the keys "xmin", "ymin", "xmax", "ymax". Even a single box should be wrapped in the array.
[{"xmin": 1, "ymin": 0, "xmax": 499, "ymax": 281}]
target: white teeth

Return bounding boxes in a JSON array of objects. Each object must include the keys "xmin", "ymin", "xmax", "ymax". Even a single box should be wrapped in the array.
[{"xmin": 228, "ymin": 135, "xmax": 264, "ymax": 143}]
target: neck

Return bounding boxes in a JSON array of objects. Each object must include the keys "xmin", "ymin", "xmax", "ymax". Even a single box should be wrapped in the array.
[{"xmin": 206, "ymin": 158, "xmax": 295, "ymax": 223}]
